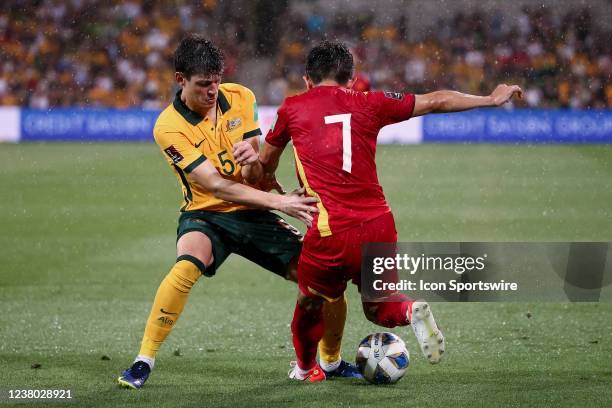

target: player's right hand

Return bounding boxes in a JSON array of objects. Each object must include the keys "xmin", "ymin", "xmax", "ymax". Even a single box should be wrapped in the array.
[
  {"xmin": 232, "ymin": 140, "xmax": 259, "ymax": 166},
  {"xmin": 489, "ymin": 84, "xmax": 523, "ymax": 106},
  {"xmin": 277, "ymin": 187, "xmax": 319, "ymax": 227}
]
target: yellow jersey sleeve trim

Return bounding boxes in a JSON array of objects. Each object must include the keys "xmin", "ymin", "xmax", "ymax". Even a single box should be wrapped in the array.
[{"xmin": 292, "ymin": 146, "xmax": 332, "ymax": 237}]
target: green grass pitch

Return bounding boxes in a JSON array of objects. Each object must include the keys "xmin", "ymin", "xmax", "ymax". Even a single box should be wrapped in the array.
[{"xmin": 1, "ymin": 143, "xmax": 611, "ymax": 407}]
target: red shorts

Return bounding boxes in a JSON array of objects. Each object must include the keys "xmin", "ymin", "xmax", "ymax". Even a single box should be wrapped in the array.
[{"xmin": 298, "ymin": 212, "xmax": 397, "ymax": 300}]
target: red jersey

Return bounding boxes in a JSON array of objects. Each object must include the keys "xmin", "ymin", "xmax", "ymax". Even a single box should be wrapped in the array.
[{"xmin": 266, "ymin": 86, "xmax": 415, "ymax": 237}]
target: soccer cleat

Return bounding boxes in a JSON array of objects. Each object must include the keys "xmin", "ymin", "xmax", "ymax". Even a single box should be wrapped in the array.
[
  {"xmin": 117, "ymin": 361, "xmax": 151, "ymax": 389},
  {"xmin": 288, "ymin": 361, "xmax": 326, "ymax": 383},
  {"xmin": 410, "ymin": 301, "xmax": 445, "ymax": 364},
  {"xmin": 321, "ymin": 360, "xmax": 363, "ymax": 379}
]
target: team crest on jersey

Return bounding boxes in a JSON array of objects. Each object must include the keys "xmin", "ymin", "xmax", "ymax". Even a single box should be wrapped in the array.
[
  {"xmin": 164, "ymin": 145, "xmax": 184, "ymax": 164},
  {"xmin": 384, "ymin": 91, "xmax": 403, "ymax": 100},
  {"xmin": 225, "ymin": 117, "xmax": 242, "ymax": 132}
]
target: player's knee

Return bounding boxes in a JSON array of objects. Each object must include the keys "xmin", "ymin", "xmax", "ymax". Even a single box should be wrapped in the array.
[
  {"xmin": 297, "ymin": 291, "xmax": 324, "ymax": 312},
  {"xmin": 176, "ymin": 232, "xmax": 215, "ymax": 268},
  {"xmin": 172, "ymin": 232, "xmax": 215, "ymax": 292}
]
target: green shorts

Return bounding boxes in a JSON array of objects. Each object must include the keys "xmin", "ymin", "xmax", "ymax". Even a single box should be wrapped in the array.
[{"xmin": 177, "ymin": 210, "xmax": 303, "ymax": 278}]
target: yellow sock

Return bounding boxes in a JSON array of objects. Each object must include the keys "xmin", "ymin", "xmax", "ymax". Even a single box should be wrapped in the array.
[
  {"xmin": 318, "ymin": 294, "xmax": 347, "ymax": 364},
  {"xmin": 138, "ymin": 257, "xmax": 203, "ymax": 359}
]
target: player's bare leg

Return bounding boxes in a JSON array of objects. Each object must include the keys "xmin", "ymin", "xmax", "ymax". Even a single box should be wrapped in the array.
[{"xmin": 118, "ymin": 232, "xmax": 213, "ymax": 389}]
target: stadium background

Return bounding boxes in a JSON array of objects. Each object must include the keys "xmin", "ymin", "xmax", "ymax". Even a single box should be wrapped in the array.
[{"xmin": 1, "ymin": 0, "xmax": 611, "ymax": 407}]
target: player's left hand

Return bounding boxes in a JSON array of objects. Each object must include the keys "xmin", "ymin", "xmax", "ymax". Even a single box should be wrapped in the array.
[{"xmin": 233, "ymin": 141, "xmax": 259, "ymax": 166}]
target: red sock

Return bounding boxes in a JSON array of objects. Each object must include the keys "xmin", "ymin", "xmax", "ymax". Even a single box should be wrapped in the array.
[
  {"xmin": 365, "ymin": 293, "xmax": 414, "ymax": 328},
  {"xmin": 291, "ymin": 301, "xmax": 324, "ymax": 370}
]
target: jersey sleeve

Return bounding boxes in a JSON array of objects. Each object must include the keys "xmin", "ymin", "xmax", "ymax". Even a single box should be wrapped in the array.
[
  {"xmin": 369, "ymin": 91, "xmax": 416, "ymax": 127},
  {"xmin": 154, "ymin": 126, "xmax": 207, "ymax": 173},
  {"xmin": 265, "ymin": 103, "xmax": 291, "ymax": 148},
  {"xmin": 242, "ymin": 88, "xmax": 262, "ymax": 140}
]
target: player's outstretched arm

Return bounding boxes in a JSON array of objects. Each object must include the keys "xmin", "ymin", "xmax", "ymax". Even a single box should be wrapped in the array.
[
  {"xmin": 412, "ymin": 84, "xmax": 523, "ymax": 116},
  {"xmin": 188, "ymin": 160, "xmax": 317, "ymax": 226}
]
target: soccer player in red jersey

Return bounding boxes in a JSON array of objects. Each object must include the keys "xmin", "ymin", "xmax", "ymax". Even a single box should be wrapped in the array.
[{"xmin": 260, "ymin": 41, "xmax": 523, "ymax": 382}]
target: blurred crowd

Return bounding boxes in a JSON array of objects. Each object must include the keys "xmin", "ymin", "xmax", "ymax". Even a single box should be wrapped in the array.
[
  {"xmin": 1, "ymin": 1, "xmax": 610, "ymax": 109},
  {"xmin": 0, "ymin": 0, "xmax": 248, "ymax": 108},
  {"xmin": 271, "ymin": 6, "xmax": 612, "ymax": 109}
]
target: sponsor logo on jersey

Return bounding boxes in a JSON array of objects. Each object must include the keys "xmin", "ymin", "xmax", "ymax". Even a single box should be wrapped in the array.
[
  {"xmin": 164, "ymin": 145, "xmax": 184, "ymax": 164},
  {"xmin": 384, "ymin": 91, "xmax": 403, "ymax": 100}
]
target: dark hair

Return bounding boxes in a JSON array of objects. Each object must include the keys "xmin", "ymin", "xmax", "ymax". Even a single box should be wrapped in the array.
[
  {"xmin": 174, "ymin": 34, "xmax": 224, "ymax": 79},
  {"xmin": 305, "ymin": 41, "xmax": 354, "ymax": 85}
]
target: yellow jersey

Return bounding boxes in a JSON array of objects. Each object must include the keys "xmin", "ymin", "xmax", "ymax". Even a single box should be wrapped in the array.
[{"xmin": 154, "ymin": 83, "xmax": 262, "ymax": 212}]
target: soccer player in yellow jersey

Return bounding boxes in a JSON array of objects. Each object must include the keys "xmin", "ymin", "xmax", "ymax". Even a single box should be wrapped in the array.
[{"xmin": 118, "ymin": 35, "xmax": 359, "ymax": 389}]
